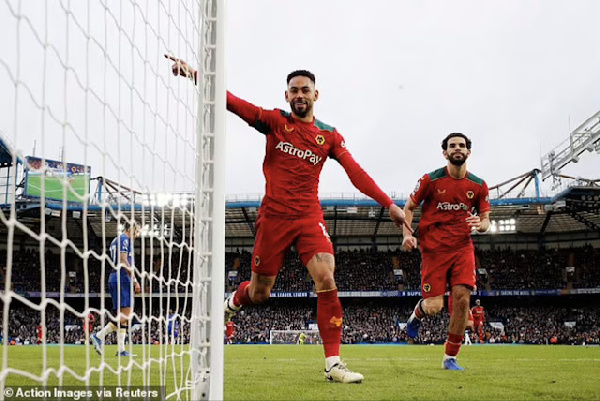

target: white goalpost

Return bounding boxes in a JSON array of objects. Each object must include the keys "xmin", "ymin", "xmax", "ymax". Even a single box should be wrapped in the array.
[{"xmin": 0, "ymin": 0, "xmax": 225, "ymax": 399}]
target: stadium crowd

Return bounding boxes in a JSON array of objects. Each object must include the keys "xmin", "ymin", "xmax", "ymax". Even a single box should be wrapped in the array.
[
  {"xmin": 224, "ymin": 246, "xmax": 600, "ymax": 292},
  {"xmin": 0, "ymin": 298, "xmax": 600, "ymax": 344},
  {"xmin": 3, "ymin": 299, "xmax": 598, "ymax": 346},
  {"xmin": 2, "ymin": 246, "xmax": 600, "ymax": 293},
  {"xmin": 229, "ymin": 300, "xmax": 600, "ymax": 346},
  {"xmin": 1, "ymin": 245, "xmax": 599, "ymax": 347}
]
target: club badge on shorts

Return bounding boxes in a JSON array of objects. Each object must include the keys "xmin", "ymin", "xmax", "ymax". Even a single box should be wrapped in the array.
[
  {"xmin": 254, "ymin": 255, "xmax": 260, "ymax": 267},
  {"xmin": 422, "ymin": 283, "xmax": 431, "ymax": 293}
]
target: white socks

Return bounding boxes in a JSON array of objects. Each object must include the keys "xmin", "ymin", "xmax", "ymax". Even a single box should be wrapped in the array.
[
  {"xmin": 326, "ymin": 356, "xmax": 341, "ymax": 370},
  {"xmin": 117, "ymin": 328, "xmax": 127, "ymax": 352},
  {"xmin": 96, "ymin": 322, "xmax": 117, "ymax": 340}
]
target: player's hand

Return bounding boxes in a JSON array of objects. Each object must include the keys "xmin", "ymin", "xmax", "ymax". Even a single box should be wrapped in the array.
[
  {"xmin": 466, "ymin": 211, "xmax": 481, "ymax": 231},
  {"xmin": 402, "ymin": 235, "xmax": 418, "ymax": 251},
  {"xmin": 164, "ymin": 54, "xmax": 196, "ymax": 81},
  {"xmin": 134, "ymin": 282, "xmax": 141, "ymax": 294},
  {"xmin": 389, "ymin": 204, "xmax": 413, "ymax": 234}
]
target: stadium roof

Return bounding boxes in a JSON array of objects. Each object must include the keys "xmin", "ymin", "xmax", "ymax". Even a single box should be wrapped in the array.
[
  {"xmin": 0, "ymin": 133, "xmax": 22, "ymax": 166},
  {"xmin": 224, "ymin": 187, "xmax": 600, "ymax": 238},
  {"xmin": 3, "ymin": 185, "xmax": 599, "ymax": 245}
]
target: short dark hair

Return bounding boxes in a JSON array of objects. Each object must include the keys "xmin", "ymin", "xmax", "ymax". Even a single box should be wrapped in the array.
[
  {"xmin": 286, "ymin": 70, "xmax": 316, "ymax": 85},
  {"xmin": 442, "ymin": 133, "xmax": 472, "ymax": 150},
  {"xmin": 122, "ymin": 220, "xmax": 139, "ymax": 232}
]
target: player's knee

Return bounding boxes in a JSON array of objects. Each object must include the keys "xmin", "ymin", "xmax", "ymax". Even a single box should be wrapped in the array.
[
  {"xmin": 249, "ymin": 287, "xmax": 271, "ymax": 304},
  {"xmin": 423, "ymin": 297, "xmax": 444, "ymax": 315},
  {"xmin": 313, "ymin": 272, "xmax": 336, "ymax": 291},
  {"xmin": 453, "ymin": 292, "xmax": 470, "ymax": 310}
]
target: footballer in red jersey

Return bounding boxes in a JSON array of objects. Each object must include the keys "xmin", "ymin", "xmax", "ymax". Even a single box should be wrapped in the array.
[
  {"xmin": 166, "ymin": 55, "xmax": 408, "ymax": 383},
  {"xmin": 36, "ymin": 325, "xmax": 44, "ymax": 345},
  {"xmin": 225, "ymin": 321, "xmax": 235, "ymax": 344},
  {"xmin": 471, "ymin": 299, "xmax": 486, "ymax": 341},
  {"xmin": 402, "ymin": 133, "xmax": 491, "ymax": 371},
  {"xmin": 83, "ymin": 313, "xmax": 96, "ymax": 336}
]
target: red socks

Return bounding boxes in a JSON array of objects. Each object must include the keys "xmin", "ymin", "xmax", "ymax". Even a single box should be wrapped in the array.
[
  {"xmin": 414, "ymin": 299, "xmax": 426, "ymax": 319},
  {"xmin": 233, "ymin": 281, "xmax": 253, "ymax": 307},
  {"xmin": 445, "ymin": 332, "xmax": 463, "ymax": 357},
  {"xmin": 317, "ymin": 289, "xmax": 343, "ymax": 358}
]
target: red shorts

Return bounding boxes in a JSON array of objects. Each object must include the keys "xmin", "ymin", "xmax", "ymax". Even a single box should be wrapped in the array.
[
  {"xmin": 251, "ymin": 214, "xmax": 333, "ymax": 276},
  {"xmin": 474, "ymin": 319, "xmax": 484, "ymax": 327},
  {"xmin": 420, "ymin": 250, "xmax": 475, "ymax": 298}
]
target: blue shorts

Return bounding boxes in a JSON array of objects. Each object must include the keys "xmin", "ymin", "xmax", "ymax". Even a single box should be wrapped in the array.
[{"xmin": 109, "ymin": 277, "xmax": 133, "ymax": 309}]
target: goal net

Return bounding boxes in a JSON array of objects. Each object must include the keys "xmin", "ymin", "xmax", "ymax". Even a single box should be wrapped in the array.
[
  {"xmin": 0, "ymin": 0, "xmax": 225, "ymax": 399},
  {"xmin": 269, "ymin": 330, "xmax": 322, "ymax": 345}
]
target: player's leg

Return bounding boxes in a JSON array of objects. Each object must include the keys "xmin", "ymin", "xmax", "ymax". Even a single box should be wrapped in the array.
[
  {"xmin": 116, "ymin": 306, "xmax": 135, "ymax": 356},
  {"xmin": 406, "ymin": 252, "xmax": 452, "ymax": 339},
  {"xmin": 225, "ymin": 271, "xmax": 278, "ymax": 320},
  {"xmin": 299, "ymin": 219, "xmax": 362, "ymax": 384},
  {"xmin": 443, "ymin": 251, "xmax": 476, "ymax": 370},
  {"xmin": 93, "ymin": 281, "xmax": 121, "ymax": 355},
  {"xmin": 225, "ymin": 214, "xmax": 292, "ymax": 321},
  {"xmin": 478, "ymin": 321, "xmax": 484, "ymax": 342},
  {"xmin": 114, "ymin": 279, "xmax": 136, "ymax": 356},
  {"xmin": 443, "ymin": 284, "xmax": 470, "ymax": 370}
]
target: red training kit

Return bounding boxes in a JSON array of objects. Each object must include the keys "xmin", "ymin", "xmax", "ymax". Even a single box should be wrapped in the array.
[
  {"xmin": 227, "ymin": 92, "xmax": 393, "ymax": 218},
  {"xmin": 410, "ymin": 166, "xmax": 491, "ymax": 254}
]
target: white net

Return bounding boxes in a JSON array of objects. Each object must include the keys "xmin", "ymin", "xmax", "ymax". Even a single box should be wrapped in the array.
[
  {"xmin": 269, "ymin": 330, "xmax": 322, "ymax": 345},
  {"xmin": 0, "ymin": 0, "xmax": 225, "ymax": 399}
]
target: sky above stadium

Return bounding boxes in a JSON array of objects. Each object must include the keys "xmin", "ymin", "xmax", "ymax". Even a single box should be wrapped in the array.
[
  {"xmin": 1, "ymin": 0, "xmax": 599, "ymax": 199},
  {"xmin": 225, "ymin": 0, "xmax": 600, "ymax": 199}
]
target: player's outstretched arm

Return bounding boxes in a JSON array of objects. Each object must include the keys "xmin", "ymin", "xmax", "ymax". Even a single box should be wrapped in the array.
[
  {"xmin": 335, "ymin": 152, "xmax": 410, "ymax": 231},
  {"xmin": 165, "ymin": 54, "xmax": 276, "ymax": 131},
  {"xmin": 165, "ymin": 54, "xmax": 197, "ymax": 83}
]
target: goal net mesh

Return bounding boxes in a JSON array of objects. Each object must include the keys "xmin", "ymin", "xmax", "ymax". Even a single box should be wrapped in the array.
[{"xmin": 0, "ymin": 0, "xmax": 225, "ymax": 399}]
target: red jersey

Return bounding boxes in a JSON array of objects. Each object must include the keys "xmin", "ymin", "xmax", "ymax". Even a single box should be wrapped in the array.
[
  {"xmin": 36, "ymin": 325, "xmax": 44, "ymax": 339},
  {"xmin": 227, "ymin": 92, "xmax": 393, "ymax": 218},
  {"xmin": 83, "ymin": 314, "xmax": 96, "ymax": 332},
  {"xmin": 225, "ymin": 321, "xmax": 235, "ymax": 337},
  {"xmin": 471, "ymin": 306, "xmax": 485, "ymax": 321},
  {"xmin": 410, "ymin": 167, "xmax": 490, "ymax": 253}
]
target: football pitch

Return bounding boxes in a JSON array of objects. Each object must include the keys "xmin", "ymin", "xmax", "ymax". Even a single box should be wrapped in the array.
[
  {"xmin": 2, "ymin": 344, "xmax": 600, "ymax": 400},
  {"xmin": 26, "ymin": 174, "xmax": 89, "ymax": 202}
]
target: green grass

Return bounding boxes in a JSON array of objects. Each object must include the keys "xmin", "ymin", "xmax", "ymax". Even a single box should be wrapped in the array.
[
  {"xmin": 26, "ymin": 174, "xmax": 89, "ymax": 202},
  {"xmin": 1, "ymin": 344, "xmax": 191, "ymax": 397},
  {"xmin": 2, "ymin": 344, "xmax": 600, "ymax": 400},
  {"xmin": 225, "ymin": 344, "xmax": 600, "ymax": 401}
]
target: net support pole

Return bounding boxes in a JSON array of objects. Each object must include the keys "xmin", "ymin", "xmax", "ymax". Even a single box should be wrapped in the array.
[
  {"xmin": 191, "ymin": 0, "xmax": 226, "ymax": 399},
  {"xmin": 209, "ymin": 0, "xmax": 226, "ymax": 398}
]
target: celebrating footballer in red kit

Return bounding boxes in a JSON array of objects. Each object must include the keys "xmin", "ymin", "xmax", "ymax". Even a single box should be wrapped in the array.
[
  {"xmin": 402, "ymin": 133, "xmax": 491, "ymax": 371},
  {"xmin": 166, "ymin": 55, "xmax": 408, "ymax": 383}
]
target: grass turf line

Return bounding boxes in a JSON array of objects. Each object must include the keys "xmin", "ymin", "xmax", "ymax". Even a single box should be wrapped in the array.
[{"xmin": 2, "ymin": 344, "xmax": 599, "ymax": 400}]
